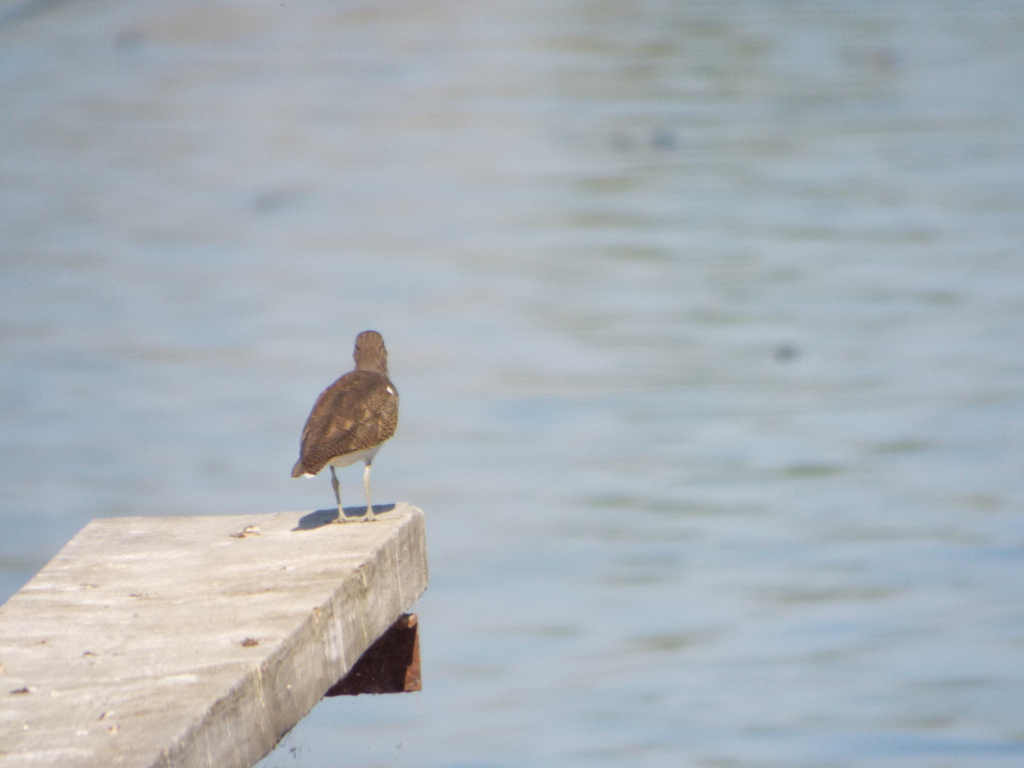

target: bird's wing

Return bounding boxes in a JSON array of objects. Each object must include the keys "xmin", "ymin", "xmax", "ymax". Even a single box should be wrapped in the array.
[{"xmin": 295, "ymin": 370, "xmax": 398, "ymax": 475}]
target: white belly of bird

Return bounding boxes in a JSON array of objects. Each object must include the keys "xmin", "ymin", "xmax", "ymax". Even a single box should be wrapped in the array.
[
  {"xmin": 299, "ymin": 443, "xmax": 383, "ymax": 476},
  {"xmin": 329, "ymin": 443, "xmax": 381, "ymax": 468}
]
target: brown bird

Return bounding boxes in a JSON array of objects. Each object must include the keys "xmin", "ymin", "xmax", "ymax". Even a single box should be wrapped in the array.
[{"xmin": 291, "ymin": 330, "xmax": 399, "ymax": 522}]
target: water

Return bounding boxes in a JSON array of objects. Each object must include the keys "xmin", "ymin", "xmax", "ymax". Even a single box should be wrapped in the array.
[{"xmin": 2, "ymin": 1, "xmax": 1024, "ymax": 766}]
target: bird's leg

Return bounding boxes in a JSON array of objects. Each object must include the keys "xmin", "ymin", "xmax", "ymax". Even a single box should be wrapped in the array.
[
  {"xmin": 330, "ymin": 466, "xmax": 343, "ymax": 520},
  {"xmin": 362, "ymin": 461, "xmax": 376, "ymax": 522}
]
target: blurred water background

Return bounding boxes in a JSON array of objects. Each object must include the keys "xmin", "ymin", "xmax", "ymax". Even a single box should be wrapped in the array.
[{"xmin": 2, "ymin": 1, "xmax": 1024, "ymax": 766}]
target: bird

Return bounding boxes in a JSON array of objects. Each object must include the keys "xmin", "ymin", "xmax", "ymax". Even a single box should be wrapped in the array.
[{"xmin": 291, "ymin": 330, "xmax": 399, "ymax": 522}]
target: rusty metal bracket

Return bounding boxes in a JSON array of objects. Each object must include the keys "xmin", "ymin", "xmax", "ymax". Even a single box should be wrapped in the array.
[{"xmin": 326, "ymin": 613, "xmax": 421, "ymax": 696}]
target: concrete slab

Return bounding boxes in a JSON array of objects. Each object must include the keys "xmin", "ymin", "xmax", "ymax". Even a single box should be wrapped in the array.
[{"xmin": 0, "ymin": 504, "xmax": 428, "ymax": 768}]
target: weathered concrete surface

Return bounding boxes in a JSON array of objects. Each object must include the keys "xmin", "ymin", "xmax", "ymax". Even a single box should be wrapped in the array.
[{"xmin": 0, "ymin": 504, "xmax": 428, "ymax": 768}]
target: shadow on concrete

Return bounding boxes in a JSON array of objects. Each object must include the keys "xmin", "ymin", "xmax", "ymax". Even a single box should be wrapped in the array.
[{"xmin": 294, "ymin": 504, "xmax": 396, "ymax": 531}]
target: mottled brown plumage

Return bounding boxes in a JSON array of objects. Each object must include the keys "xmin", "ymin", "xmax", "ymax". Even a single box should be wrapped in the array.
[{"xmin": 292, "ymin": 330, "xmax": 398, "ymax": 521}]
